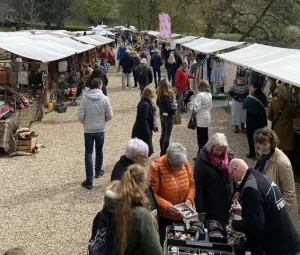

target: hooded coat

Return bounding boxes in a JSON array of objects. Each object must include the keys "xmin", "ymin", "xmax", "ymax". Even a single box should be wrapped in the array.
[{"xmin": 77, "ymin": 89, "xmax": 113, "ymax": 133}]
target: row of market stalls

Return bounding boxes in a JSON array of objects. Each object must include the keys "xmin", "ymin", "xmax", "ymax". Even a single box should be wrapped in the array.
[{"xmin": 0, "ymin": 30, "xmax": 114, "ymax": 154}]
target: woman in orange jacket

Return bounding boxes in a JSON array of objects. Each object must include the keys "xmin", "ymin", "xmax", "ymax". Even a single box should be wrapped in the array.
[{"xmin": 150, "ymin": 142, "xmax": 195, "ymax": 244}]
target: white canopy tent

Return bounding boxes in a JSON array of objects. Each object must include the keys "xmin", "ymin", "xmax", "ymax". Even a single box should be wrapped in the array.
[
  {"xmin": 171, "ymin": 36, "xmax": 198, "ymax": 49},
  {"xmin": 182, "ymin": 37, "xmax": 214, "ymax": 49},
  {"xmin": 217, "ymin": 43, "xmax": 300, "ymax": 88},
  {"xmin": 182, "ymin": 37, "xmax": 245, "ymax": 53},
  {"xmin": 0, "ymin": 34, "xmax": 95, "ymax": 62},
  {"xmin": 92, "ymin": 25, "xmax": 106, "ymax": 31},
  {"xmin": 90, "ymin": 34, "xmax": 114, "ymax": 43},
  {"xmin": 72, "ymin": 36, "xmax": 107, "ymax": 46},
  {"xmin": 0, "ymin": 31, "xmax": 32, "ymax": 37}
]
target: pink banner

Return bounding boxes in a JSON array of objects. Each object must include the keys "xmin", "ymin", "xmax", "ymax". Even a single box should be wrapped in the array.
[{"xmin": 159, "ymin": 13, "xmax": 171, "ymax": 38}]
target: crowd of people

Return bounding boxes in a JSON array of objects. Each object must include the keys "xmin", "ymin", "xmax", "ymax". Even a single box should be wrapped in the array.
[
  {"xmin": 73, "ymin": 37, "xmax": 300, "ymax": 255},
  {"xmin": 5, "ymin": 34, "xmax": 300, "ymax": 255}
]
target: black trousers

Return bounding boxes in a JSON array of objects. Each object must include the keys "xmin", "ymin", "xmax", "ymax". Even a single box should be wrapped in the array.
[
  {"xmin": 160, "ymin": 115, "xmax": 174, "ymax": 156},
  {"xmin": 246, "ymin": 111, "xmax": 267, "ymax": 155},
  {"xmin": 197, "ymin": 127, "xmax": 208, "ymax": 155},
  {"xmin": 133, "ymin": 69, "xmax": 138, "ymax": 87}
]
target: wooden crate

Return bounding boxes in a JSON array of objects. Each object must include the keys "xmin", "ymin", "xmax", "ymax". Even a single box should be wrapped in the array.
[{"xmin": 15, "ymin": 137, "xmax": 37, "ymax": 153}]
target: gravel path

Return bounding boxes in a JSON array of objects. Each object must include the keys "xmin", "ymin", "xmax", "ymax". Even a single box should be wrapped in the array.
[{"xmin": 0, "ymin": 65, "xmax": 298, "ymax": 254}]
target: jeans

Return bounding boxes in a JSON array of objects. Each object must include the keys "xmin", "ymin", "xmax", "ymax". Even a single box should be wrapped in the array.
[
  {"xmin": 160, "ymin": 115, "xmax": 174, "ymax": 156},
  {"xmin": 84, "ymin": 132, "xmax": 105, "ymax": 182},
  {"xmin": 197, "ymin": 127, "xmax": 208, "ymax": 155},
  {"xmin": 102, "ymin": 58, "xmax": 108, "ymax": 72},
  {"xmin": 177, "ymin": 91, "xmax": 186, "ymax": 111},
  {"xmin": 246, "ymin": 111, "xmax": 267, "ymax": 155},
  {"xmin": 153, "ymin": 68, "xmax": 161, "ymax": 87},
  {"xmin": 167, "ymin": 72, "xmax": 175, "ymax": 87},
  {"xmin": 122, "ymin": 73, "xmax": 131, "ymax": 87}
]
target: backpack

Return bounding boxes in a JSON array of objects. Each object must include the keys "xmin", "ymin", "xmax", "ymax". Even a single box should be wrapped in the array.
[
  {"xmin": 137, "ymin": 66, "xmax": 148, "ymax": 84},
  {"xmin": 88, "ymin": 208, "xmax": 114, "ymax": 255}
]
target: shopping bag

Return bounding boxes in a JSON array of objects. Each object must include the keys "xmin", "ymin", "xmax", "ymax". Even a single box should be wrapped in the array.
[
  {"xmin": 174, "ymin": 111, "xmax": 181, "ymax": 125},
  {"xmin": 188, "ymin": 110, "xmax": 197, "ymax": 130}
]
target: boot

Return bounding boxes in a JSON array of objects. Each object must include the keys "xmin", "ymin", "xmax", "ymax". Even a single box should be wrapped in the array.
[{"xmin": 234, "ymin": 125, "xmax": 239, "ymax": 133}]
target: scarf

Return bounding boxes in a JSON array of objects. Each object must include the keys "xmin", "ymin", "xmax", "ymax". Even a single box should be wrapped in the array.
[
  {"xmin": 256, "ymin": 151, "xmax": 273, "ymax": 173},
  {"xmin": 209, "ymin": 152, "xmax": 230, "ymax": 181}
]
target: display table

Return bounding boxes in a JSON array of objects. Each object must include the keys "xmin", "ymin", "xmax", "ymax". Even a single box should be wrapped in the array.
[{"xmin": 0, "ymin": 100, "xmax": 43, "ymax": 153}]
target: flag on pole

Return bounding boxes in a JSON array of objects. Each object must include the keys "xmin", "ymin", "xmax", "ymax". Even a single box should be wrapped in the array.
[{"xmin": 159, "ymin": 13, "xmax": 171, "ymax": 38}]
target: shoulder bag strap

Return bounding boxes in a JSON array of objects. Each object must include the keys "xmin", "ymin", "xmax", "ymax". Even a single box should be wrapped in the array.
[
  {"xmin": 249, "ymin": 95, "xmax": 266, "ymax": 109},
  {"xmin": 272, "ymin": 101, "xmax": 289, "ymax": 129}
]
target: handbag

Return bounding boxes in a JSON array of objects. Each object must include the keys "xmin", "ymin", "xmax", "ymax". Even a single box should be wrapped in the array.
[
  {"xmin": 174, "ymin": 110, "xmax": 181, "ymax": 125},
  {"xmin": 188, "ymin": 109, "xmax": 197, "ymax": 130}
]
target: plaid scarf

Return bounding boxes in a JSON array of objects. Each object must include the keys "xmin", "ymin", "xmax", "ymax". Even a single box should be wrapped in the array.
[{"xmin": 209, "ymin": 152, "xmax": 230, "ymax": 181}]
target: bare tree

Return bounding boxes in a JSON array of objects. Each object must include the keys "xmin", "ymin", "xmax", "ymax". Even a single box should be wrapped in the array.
[{"xmin": 24, "ymin": 0, "xmax": 40, "ymax": 29}]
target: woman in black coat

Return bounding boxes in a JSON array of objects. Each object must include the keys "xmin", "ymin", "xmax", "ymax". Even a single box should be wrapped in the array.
[
  {"xmin": 132, "ymin": 86, "xmax": 156, "ymax": 156},
  {"xmin": 194, "ymin": 133, "xmax": 234, "ymax": 225}
]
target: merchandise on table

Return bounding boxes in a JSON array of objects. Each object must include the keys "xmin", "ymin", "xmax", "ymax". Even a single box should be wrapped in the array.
[{"xmin": 175, "ymin": 203, "xmax": 198, "ymax": 220}]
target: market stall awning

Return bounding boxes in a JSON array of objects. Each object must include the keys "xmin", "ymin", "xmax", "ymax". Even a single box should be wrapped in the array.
[
  {"xmin": 182, "ymin": 38, "xmax": 245, "ymax": 53},
  {"xmin": 89, "ymin": 34, "xmax": 114, "ymax": 44},
  {"xmin": 72, "ymin": 36, "xmax": 107, "ymax": 46},
  {"xmin": 173, "ymin": 36, "xmax": 199, "ymax": 45},
  {"xmin": 0, "ymin": 35, "xmax": 95, "ymax": 62},
  {"xmin": 182, "ymin": 37, "xmax": 214, "ymax": 49},
  {"xmin": 0, "ymin": 31, "xmax": 32, "ymax": 37},
  {"xmin": 217, "ymin": 43, "xmax": 300, "ymax": 88}
]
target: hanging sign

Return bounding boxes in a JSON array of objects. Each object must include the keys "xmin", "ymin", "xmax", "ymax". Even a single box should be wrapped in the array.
[{"xmin": 159, "ymin": 13, "xmax": 171, "ymax": 38}]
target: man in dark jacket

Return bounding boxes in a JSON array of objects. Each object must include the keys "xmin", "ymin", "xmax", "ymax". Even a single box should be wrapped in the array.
[
  {"xmin": 120, "ymin": 49, "xmax": 134, "ymax": 89},
  {"xmin": 111, "ymin": 138, "xmax": 157, "ymax": 212},
  {"xmin": 135, "ymin": 58, "xmax": 153, "ymax": 93},
  {"xmin": 89, "ymin": 63, "xmax": 108, "ymax": 95},
  {"xmin": 150, "ymin": 49, "xmax": 162, "ymax": 88},
  {"xmin": 229, "ymin": 159, "xmax": 300, "ymax": 255}
]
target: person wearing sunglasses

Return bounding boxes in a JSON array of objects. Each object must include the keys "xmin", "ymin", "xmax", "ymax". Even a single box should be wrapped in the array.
[
  {"xmin": 229, "ymin": 158, "xmax": 300, "ymax": 255},
  {"xmin": 254, "ymin": 127, "xmax": 299, "ymax": 233}
]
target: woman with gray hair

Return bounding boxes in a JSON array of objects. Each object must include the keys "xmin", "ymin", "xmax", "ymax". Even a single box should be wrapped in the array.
[
  {"xmin": 111, "ymin": 138, "xmax": 149, "ymax": 181},
  {"xmin": 111, "ymin": 138, "xmax": 157, "ymax": 212},
  {"xmin": 150, "ymin": 142, "xmax": 195, "ymax": 244},
  {"xmin": 194, "ymin": 133, "xmax": 234, "ymax": 225}
]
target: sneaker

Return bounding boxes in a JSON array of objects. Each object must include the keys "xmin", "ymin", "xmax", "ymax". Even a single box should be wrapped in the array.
[
  {"xmin": 95, "ymin": 170, "xmax": 105, "ymax": 178},
  {"xmin": 81, "ymin": 180, "xmax": 93, "ymax": 190}
]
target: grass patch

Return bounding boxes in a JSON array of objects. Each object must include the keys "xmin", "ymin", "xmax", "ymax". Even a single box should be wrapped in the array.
[{"xmin": 0, "ymin": 27, "xmax": 16, "ymax": 32}]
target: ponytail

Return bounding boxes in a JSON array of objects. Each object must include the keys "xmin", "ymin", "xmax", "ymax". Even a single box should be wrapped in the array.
[{"xmin": 114, "ymin": 164, "xmax": 150, "ymax": 255}]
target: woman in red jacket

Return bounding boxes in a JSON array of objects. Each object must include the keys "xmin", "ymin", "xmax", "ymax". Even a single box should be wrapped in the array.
[{"xmin": 175, "ymin": 62, "xmax": 196, "ymax": 113}]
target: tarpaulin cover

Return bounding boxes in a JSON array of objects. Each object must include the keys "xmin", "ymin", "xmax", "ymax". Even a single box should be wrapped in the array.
[
  {"xmin": 89, "ymin": 35, "xmax": 114, "ymax": 44},
  {"xmin": 72, "ymin": 36, "xmax": 107, "ymax": 46},
  {"xmin": 182, "ymin": 37, "xmax": 244, "ymax": 53},
  {"xmin": 0, "ymin": 35, "xmax": 94, "ymax": 62},
  {"xmin": 217, "ymin": 43, "xmax": 300, "ymax": 88}
]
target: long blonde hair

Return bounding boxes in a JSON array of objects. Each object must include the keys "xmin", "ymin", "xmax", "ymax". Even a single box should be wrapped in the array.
[
  {"xmin": 168, "ymin": 53, "xmax": 176, "ymax": 64},
  {"xmin": 157, "ymin": 79, "xmax": 174, "ymax": 101},
  {"xmin": 115, "ymin": 164, "xmax": 151, "ymax": 255}
]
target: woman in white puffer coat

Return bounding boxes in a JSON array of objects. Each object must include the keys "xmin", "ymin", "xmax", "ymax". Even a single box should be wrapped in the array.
[{"xmin": 192, "ymin": 80, "xmax": 212, "ymax": 155}]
